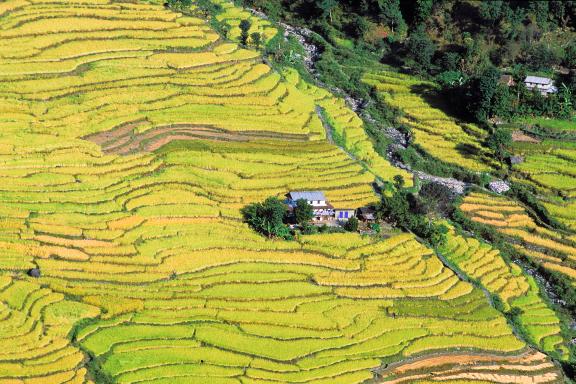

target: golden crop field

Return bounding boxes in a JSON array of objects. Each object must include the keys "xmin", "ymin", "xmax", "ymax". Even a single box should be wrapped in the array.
[
  {"xmin": 510, "ymin": 139, "xmax": 576, "ymax": 231},
  {"xmin": 461, "ymin": 192, "xmax": 576, "ymax": 286},
  {"xmin": 0, "ymin": 0, "xmax": 566, "ymax": 383},
  {"xmin": 441, "ymin": 226, "xmax": 567, "ymax": 359},
  {"xmin": 363, "ymin": 69, "xmax": 496, "ymax": 171}
]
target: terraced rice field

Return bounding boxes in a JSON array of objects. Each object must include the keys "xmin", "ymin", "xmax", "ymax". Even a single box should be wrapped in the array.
[
  {"xmin": 212, "ymin": 0, "xmax": 277, "ymax": 44},
  {"xmin": 440, "ymin": 227, "xmax": 567, "ymax": 359},
  {"xmin": 363, "ymin": 68, "xmax": 495, "ymax": 171},
  {"xmin": 0, "ymin": 0, "xmax": 567, "ymax": 382},
  {"xmin": 460, "ymin": 192, "xmax": 576, "ymax": 285},
  {"xmin": 511, "ymin": 137, "xmax": 576, "ymax": 231}
]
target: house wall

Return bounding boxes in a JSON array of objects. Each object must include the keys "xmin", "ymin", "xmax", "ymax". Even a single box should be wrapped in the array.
[{"xmin": 335, "ymin": 210, "xmax": 355, "ymax": 221}]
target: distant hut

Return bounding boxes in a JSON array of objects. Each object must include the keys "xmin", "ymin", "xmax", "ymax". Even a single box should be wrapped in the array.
[
  {"xmin": 357, "ymin": 206, "xmax": 376, "ymax": 223},
  {"xmin": 524, "ymin": 76, "xmax": 557, "ymax": 96}
]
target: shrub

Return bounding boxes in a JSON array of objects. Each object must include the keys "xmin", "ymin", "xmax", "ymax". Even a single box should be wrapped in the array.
[{"xmin": 344, "ymin": 217, "xmax": 359, "ymax": 232}]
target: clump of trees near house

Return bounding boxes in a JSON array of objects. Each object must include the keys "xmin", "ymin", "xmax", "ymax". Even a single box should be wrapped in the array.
[
  {"xmin": 241, "ymin": 197, "xmax": 292, "ymax": 239},
  {"xmin": 438, "ymin": 66, "xmax": 574, "ymax": 125},
  {"xmin": 377, "ymin": 176, "xmax": 449, "ymax": 247},
  {"xmin": 242, "ymin": 196, "xmax": 362, "ymax": 238}
]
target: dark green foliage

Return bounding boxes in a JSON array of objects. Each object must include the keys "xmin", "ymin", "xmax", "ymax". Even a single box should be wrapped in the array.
[
  {"xmin": 377, "ymin": 187, "xmax": 448, "ymax": 246},
  {"xmin": 485, "ymin": 128, "xmax": 512, "ymax": 165},
  {"xmin": 479, "ymin": 1, "xmax": 503, "ymax": 25},
  {"xmin": 294, "ymin": 199, "xmax": 314, "ymax": 225},
  {"xmin": 166, "ymin": 0, "xmax": 191, "ymax": 10},
  {"xmin": 393, "ymin": 174, "xmax": 405, "ymax": 190},
  {"xmin": 413, "ymin": 0, "xmax": 433, "ymax": 23},
  {"xmin": 319, "ymin": 0, "xmax": 337, "ymax": 21},
  {"xmin": 468, "ymin": 67, "xmax": 501, "ymax": 122},
  {"xmin": 242, "ymin": 197, "xmax": 291, "ymax": 239},
  {"xmin": 522, "ymin": 43, "xmax": 563, "ymax": 71},
  {"xmin": 376, "ymin": 0, "xmax": 406, "ymax": 36},
  {"xmin": 344, "ymin": 217, "xmax": 359, "ymax": 232},
  {"xmin": 418, "ymin": 182, "xmax": 455, "ymax": 217},
  {"xmin": 565, "ymin": 42, "xmax": 576, "ymax": 69},
  {"xmin": 250, "ymin": 32, "xmax": 262, "ymax": 48},
  {"xmin": 406, "ymin": 26, "xmax": 436, "ymax": 72},
  {"xmin": 300, "ymin": 222, "xmax": 318, "ymax": 235},
  {"xmin": 239, "ymin": 19, "xmax": 251, "ymax": 46}
]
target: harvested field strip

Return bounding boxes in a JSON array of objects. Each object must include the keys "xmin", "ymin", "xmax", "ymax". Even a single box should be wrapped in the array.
[
  {"xmin": 83, "ymin": 121, "xmax": 309, "ymax": 155},
  {"xmin": 377, "ymin": 349, "xmax": 561, "ymax": 384}
]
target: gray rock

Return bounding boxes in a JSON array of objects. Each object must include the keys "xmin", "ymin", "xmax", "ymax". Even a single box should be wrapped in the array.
[
  {"xmin": 510, "ymin": 155, "xmax": 524, "ymax": 165},
  {"xmin": 27, "ymin": 268, "xmax": 41, "ymax": 278},
  {"xmin": 488, "ymin": 180, "xmax": 510, "ymax": 194}
]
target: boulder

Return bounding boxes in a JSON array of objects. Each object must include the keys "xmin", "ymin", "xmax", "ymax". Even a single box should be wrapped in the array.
[
  {"xmin": 488, "ymin": 180, "xmax": 510, "ymax": 194},
  {"xmin": 27, "ymin": 268, "xmax": 41, "ymax": 278}
]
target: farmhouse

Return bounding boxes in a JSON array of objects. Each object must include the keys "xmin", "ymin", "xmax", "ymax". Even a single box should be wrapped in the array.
[
  {"xmin": 286, "ymin": 191, "xmax": 334, "ymax": 222},
  {"xmin": 286, "ymin": 191, "xmax": 356, "ymax": 222},
  {"xmin": 357, "ymin": 206, "xmax": 377, "ymax": 223},
  {"xmin": 524, "ymin": 76, "xmax": 557, "ymax": 95}
]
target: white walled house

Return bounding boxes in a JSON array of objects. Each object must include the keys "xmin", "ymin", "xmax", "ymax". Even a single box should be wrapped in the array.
[
  {"xmin": 286, "ymin": 191, "xmax": 334, "ymax": 221},
  {"xmin": 524, "ymin": 76, "xmax": 557, "ymax": 96},
  {"xmin": 334, "ymin": 208, "xmax": 356, "ymax": 222}
]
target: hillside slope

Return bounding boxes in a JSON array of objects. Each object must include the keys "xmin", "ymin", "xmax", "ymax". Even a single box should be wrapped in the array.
[{"xmin": 0, "ymin": 0, "xmax": 567, "ymax": 383}]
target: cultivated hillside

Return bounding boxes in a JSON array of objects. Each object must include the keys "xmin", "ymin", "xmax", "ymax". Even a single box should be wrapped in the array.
[{"xmin": 0, "ymin": 0, "xmax": 570, "ymax": 383}]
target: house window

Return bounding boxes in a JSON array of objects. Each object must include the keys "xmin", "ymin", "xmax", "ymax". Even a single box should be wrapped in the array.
[
  {"xmin": 344, "ymin": 211, "xmax": 349, "ymax": 218},
  {"xmin": 338, "ymin": 211, "xmax": 343, "ymax": 218}
]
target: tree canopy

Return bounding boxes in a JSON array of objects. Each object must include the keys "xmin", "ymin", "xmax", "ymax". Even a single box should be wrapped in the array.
[{"xmin": 242, "ymin": 197, "xmax": 291, "ymax": 239}]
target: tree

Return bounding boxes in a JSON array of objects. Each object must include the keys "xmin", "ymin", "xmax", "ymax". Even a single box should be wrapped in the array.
[
  {"xmin": 469, "ymin": 66, "xmax": 500, "ymax": 122},
  {"xmin": 294, "ymin": 199, "xmax": 314, "ymax": 225},
  {"xmin": 376, "ymin": 0, "xmax": 406, "ymax": 36},
  {"xmin": 564, "ymin": 42, "xmax": 576, "ymax": 69},
  {"xmin": 479, "ymin": 1, "xmax": 503, "ymax": 25},
  {"xmin": 344, "ymin": 217, "xmax": 359, "ymax": 232},
  {"xmin": 250, "ymin": 32, "xmax": 262, "ymax": 49},
  {"xmin": 393, "ymin": 174, "xmax": 405, "ymax": 190},
  {"xmin": 242, "ymin": 197, "xmax": 290, "ymax": 238},
  {"xmin": 239, "ymin": 19, "xmax": 252, "ymax": 46},
  {"xmin": 558, "ymin": 83, "xmax": 573, "ymax": 119},
  {"xmin": 486, "ymin": 128, "xmax": 512, "ymax": 165},
  {"xmin": 319, "ymin": 0, "xmax": 337, "ymax": 22},
  {"xmin": 491, "ymin": 84, "xmax": 513, "ymax": 119},
  {"xmin": 166, "ymin": 0, "xmax": 191, "ymax": 10},
  {"xmin": 406, "ymin": 26, "xmax": 436, "ymax": 72},
  {"xmin": 414, "ymin": 0, "xmax": 433, "ymax": 24}
]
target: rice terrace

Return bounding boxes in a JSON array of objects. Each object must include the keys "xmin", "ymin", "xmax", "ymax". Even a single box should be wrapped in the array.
[{"xmin": 0, "ymin": 0, "xmax": 575, "ymax": 383}]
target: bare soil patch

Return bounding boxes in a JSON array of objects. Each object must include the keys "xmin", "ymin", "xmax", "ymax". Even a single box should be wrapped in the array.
[
  {"xmin": 512, "ymin": 130, "xmax": 541, "ymax": 143},
  {"xmin": 83, "ymin": 120, "xmax": 309, "ymax": 155}
]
